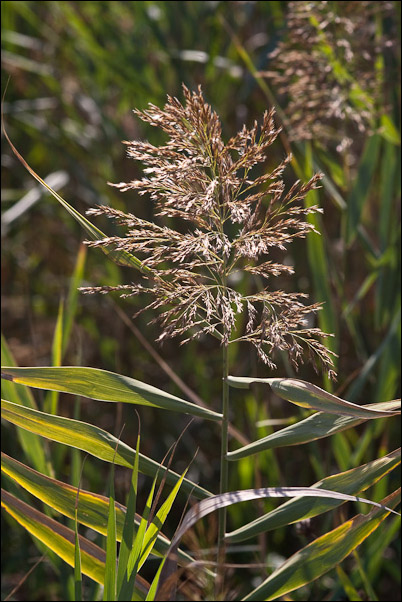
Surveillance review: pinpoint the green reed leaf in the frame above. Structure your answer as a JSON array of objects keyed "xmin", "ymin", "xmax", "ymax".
[
  {"xmin": 1, "ymin": 400, "xmax": 211, "ymax": 499},
  {"xmin": 1, "ymin": 366, "xmax": 222, "ymax": 422}
]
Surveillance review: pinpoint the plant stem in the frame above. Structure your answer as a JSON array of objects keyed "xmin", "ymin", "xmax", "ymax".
[{"xmin": 217, "ymin": 341, "xmax": 229, "ymax": 594}]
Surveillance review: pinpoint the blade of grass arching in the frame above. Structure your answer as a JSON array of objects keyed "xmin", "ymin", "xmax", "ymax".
[
  {"xmin": 156, "ymin": 487, "xmax": 400, "ymax": 599},
  {"xmin": 227, "ymin": 399, "xmax": 400, "ymax": 460},
  {"xmin": 1, "ymin": 489, "xmax": 150, "ymax": 599},
  {"xmin": 1, "ymin": 334, "xmax": 51, "ymax": 476},
  {"xmin": 1, "ymin": 366, "xmax": 223, "ymax": 421},
  {"xmin": 304, "ymin": 142, "xmax": 338, "ymax": 387},
  {"xmin": 1, "ymin": 452, "xmax": 196, "ymax": 568},
  {"xmin": 138, "ymin": 469, "xmax": 188, "ymax": 571},
  {"xmin": 228, "ymin": 376, "xmax": 400, "ymax": 418},
  {"xmin": 104, "ymin": 463, "xmax": 117, "ymax": 601},
  {"xmin": 242, "ymin": 489, "xmax": 401, "ymax": 601},
  {"xmin": 117, "ymin": 433, "xmax": 140, "ymax": 596},
  {"xmin": 44, "ymin": 299, "xmax": 64, "ymax": 416},
  {"xmin": 228, "ymin": 399, "xmax": 400, "ymax": 460},
  {"xmin": 345, "ymin": 134, "xmax": 381, "ymax": 246},
  {"xmin": 1, "ymin": 488, "xmax": 104, "ymax": 585},
  {"xmin": 1, "ymin": 120, "xmax": 149, "ymax": 273},
  {"xmin": 119, "ymin": 479, "xmax": 158, "ymax": 602},
  {"xmin": 1, "ymin": 400, "xmax": 212, "ymax": 499},
  {"xmin": 225, "ymin": 448, "xmax": 400, "ymax": 543},
  {"xmin": 63, "ymin": 244, "xmax": 87, "ymax": 357}
]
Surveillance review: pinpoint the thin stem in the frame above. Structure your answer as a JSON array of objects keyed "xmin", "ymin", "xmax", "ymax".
[{"xmin": 216, "ymin": 341, "xmax": 229, "ymax": 596}]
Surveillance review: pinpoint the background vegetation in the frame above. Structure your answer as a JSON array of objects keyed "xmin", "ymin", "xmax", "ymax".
[{"xmin": 1, "ymin": 1, "xmax": 400, "ymax": 600}]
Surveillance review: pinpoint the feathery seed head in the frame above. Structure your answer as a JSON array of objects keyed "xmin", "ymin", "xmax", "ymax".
[{"xmin": 81, "ymin": 85, "xmax": 336, "ymax": 378}]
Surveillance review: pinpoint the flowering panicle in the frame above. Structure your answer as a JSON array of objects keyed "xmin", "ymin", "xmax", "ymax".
[
  {"xmin": 261, "ymin": 1, "xmax": 397, "ymax": 153},
  {"xmin": 81, "ymin": 85, "xmax": 336, "ymax": 377}
]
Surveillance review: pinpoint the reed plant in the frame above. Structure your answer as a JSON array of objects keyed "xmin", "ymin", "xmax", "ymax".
[{"xmin": 2, "ymin": 83, "xmax": 401, "ymax": 601}]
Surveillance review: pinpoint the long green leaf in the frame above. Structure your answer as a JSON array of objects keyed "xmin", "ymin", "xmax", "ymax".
[
  {"xmin": 226, "ymin": 449, "xmax": 401, "ymax": 543},
  {"xmin": 228, "ymin": 400, "xmax": 401, "ymax": 460},
  {"xmin": 125, "ymin": 479, "xmax": 157, "ymax": 595},
  {"xmin": 2, "ymin": 123, "xmax": 148, "ymax": 272},
  {"xmin": 1, "ymin": 366, "xmax": 222, "ymax": 422},
  {"xmin": 156, "ymin": 487, "xmax": 400, "ymax": 598},
  {"xmin": 138, "ymin": 470, "xmax": 187, "ymax": 571},
  {"xmin": 1, "ymin": 489, "xmax": 149, "ymax": 598},
  {"xmin": 228, "ymin": 376, "xmax": 401, "ymax": 418},
  {"xmin": 242, "ymin": 489, "xmax": 401, "ymax": 601},
  {"xmin": 1, "ymin": 399, "xmax": 211, "ymax": 499},
  {"xmin": 1, "ymin": 452, "xmax": 195, "ymax": 567}
]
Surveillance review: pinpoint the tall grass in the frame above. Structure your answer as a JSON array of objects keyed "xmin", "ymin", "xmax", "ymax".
[{"xmin": 1, "ymin": 2, "xmax": 400, "ymax": 600}]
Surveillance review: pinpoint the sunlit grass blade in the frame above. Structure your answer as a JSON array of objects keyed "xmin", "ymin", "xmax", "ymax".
[
  {"xmin": 228, "ymin": 376, "xmax": 401, "ymax": 418},
  {"xmin": 117, "ymin": 433, "xmax": 140, "ymax": 596},
  {"xmin": 119, "ymin": 478, "xmax": 157, "ymax": 601},
  {"xmin": 225, "ymin": 448, "xmax": 401, "ymax": 543},
  {"xmin": 138, "ymin": 469, "xmax": 188, "ymax": 571},
  {"xmin": 1, "ymin": 334, "xmax": 51, "ymax": 476},
  {"xmin": 228, "ymin": 399, "xmax": 401, "ymax": 460},
  {"xmin": 146, "ymin": 557, "xmax": 166, "ymax": 602},
  {"xmin": 1, "ymin": 488, "xmax": 150, "ymax": 599},
  {"xmin": 1, "ymin": 452, "xmax": 196, "ymax": 567},
  {"xmin": 1, "ymin": 488, "xmax": 105, "ymax": 585},
  {"xmin": 1, "ymin": 399, "xmax": 211, "ymax": 499},
  {"xmin": 242, "ymin": 489, "xmax": 401, "ymax": 601},
  {"xmin": 2, "ymin": 121, "xmax": 149, "ymax": 273},
  {"xmin": 1, "ymin": 366, "xmax": 222, "ymax": 421},
  {"xmin": 157, "ymin": 486, "xmax": 400, "ymax": 598}
]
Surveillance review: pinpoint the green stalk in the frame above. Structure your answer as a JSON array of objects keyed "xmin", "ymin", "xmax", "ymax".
[{"xmin": 217, "ymin": 342, "xmax": 229, "ymax": 594}]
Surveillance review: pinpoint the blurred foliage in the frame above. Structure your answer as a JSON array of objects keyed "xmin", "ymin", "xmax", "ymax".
[{"xmin": 1, "ymin": 1, "xmax": 400, "ymax": 600}]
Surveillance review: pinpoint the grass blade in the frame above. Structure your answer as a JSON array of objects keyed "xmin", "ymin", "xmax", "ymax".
[
  {"xmin": 1, "ymin": 399, "xmax": 211, "ymax": 499},
  {"xmin": 228, "ymin": 376, "xmax": 401, "ymax": 418},
  {"xmin": 226, "ymin": 449, "xmax": 401, "ymax": 543},
  {"xmin": 2, "ymin": 121, "xmax": 149, "ymax": 272},
  {"xmin": 228, "ymin": 399, "xmax": 401, "ymax": 460},
  {"xmin": 2, "ymin": 366, "xmax": 222, "ymax": 421},
  {"xmin": 1, "ymin": 489, "xmax": 150, "ymax": 598},
  {"xmin": 242, "ymin": 489, "xmax": 401, "ymax": 601},
  {"xmin": 1, "ymin": 452, "xmax": 195, "ymax": 568},
  {"xmin": 157, "ymin": 486, "xmax": 400, "ymax": 598}
]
